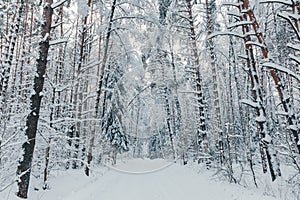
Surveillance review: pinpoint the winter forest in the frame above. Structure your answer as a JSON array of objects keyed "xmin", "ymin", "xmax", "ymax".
[{"xmin": 0, "ymin": 0, "xmax": 300, "ymax": 199}]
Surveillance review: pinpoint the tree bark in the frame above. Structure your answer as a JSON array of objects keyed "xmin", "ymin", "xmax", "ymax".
[
  {"xmin": 205, "ymin": 0, "xmax": 224, "ymax": 164},
  {"xmin": 186, "ymin": 0, "xmax": 208, "ymax": 162},
  {"xmin": 245, "ymin": 0, "xmax": 300, "ymax": 154},
  {"xmin": 238, "ymin": 0, "xmax": 277, "ymax": 181},
  {"xmin": 17, "ymin": 0, "xmax": 53, "ymax": 198},
  {"xmin": 86, "ymin": 0, "xmax": 117, "ymax": 176}
]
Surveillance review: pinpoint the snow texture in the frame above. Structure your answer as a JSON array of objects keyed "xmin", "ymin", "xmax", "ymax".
[
  {"xmin": 263, "ymin": 134, "xmax": 272, "ymax": 143},
  {"xmin": 0, "ymin": 159, "xmax": 279, "ymax": 200},
  {"xmin": 77, "ymin": 0, "xmax": 89, "ymax": 17}
]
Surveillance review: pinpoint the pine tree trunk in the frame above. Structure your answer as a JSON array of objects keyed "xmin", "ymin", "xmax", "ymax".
[
  {"xmin": 245, "ymin": 0, "xmax": 300, "ymax": 154},
  {"xmin": 170, "ymin": 51, "xmax": 182, "ymax": 135},
  {"xmin": 238, "ymin": 0, "xmax": 277, "ymax": 181},
  {"xmin": 157, "ymin": 0, "xmax": 177, "ymax": 160},
  {"xmin": 205, "ymin": 0, "xmax": 224, "ymax": 164},
  {"xmin": 0, "ymin": 0, "xmax": 25, "ymax": 145},
  {"xmin": 0, "ymin": 0, "xmax": 24, "ymax": 100},
  {"xmin": 86, "ymin": 0, "xmax": 117, "ymax": 176},
  {"xmin": 186, "ymin": 0, "xmax": 208, "ymax": 162},
  {"xmin": 17, "ymin": 0, "xmax": 53, "ymax": 198}
]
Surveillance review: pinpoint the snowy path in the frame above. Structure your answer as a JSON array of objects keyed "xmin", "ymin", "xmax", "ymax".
[
  {"xmin": 54, "ymin": 159, "xmax": 277, "ymax": 200},
  {"xmin": 2, "ymin": 159, "xmax": 278, "ymax": 200}
]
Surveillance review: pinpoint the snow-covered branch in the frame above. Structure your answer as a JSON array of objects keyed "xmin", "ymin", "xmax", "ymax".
[
  {"xmin": 51, "ymin": 0, "xmax": 68, "ymax": 9},
  {"xmin": 246, "ymin": 41, "xmax": 266, "ymax": 48},
  {"xmin": 262, "ymin": 62, "xmax": 300, "ymax": 81},
  {"xmin": 227, "ymin": 21, "xmax": 253, "ymax": 29},
  {"xmin": 49, "ymin": 38, "xmax": 68, "ymax": 45},
  {"xmin": 277, "ymin": 12, "xmax": 300, "ymax": 41},
  {"xmin": 258, "ymin": 0, "xmax": 292, "ymax": 6},
  {"xmin": 207, "ymin": 31, "xmax": 244, "ymax": 39},
  {"xmin": 241, "ymin": 99, "xmax": 259, "ymax": 108}
]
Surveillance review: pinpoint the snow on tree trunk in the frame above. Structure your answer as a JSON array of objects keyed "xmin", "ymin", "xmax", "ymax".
[
  {"xmin": 16, "ymin": 0, "xmax": 53, "ymax": 198},
  {"xmin": 0, "ymin": 0, "xmax": 24, "ymax": 102},
  {"xmin": 156, "ymin": 0, "xmax": 177, "ymax": 160},
  {"xmin": 0, "ymin": 1, "xmax": 25, "ymax": 160},
  {"xmin": 241, "ymin": 1, "xmax": 298, "ymax": 181},
  {"xmin": 205, "ymin": 0, "xmax": 224, "ymax": 165},
  {"xmin": 86, "ymin": 0, "xmax": 117, "ymax": 176},
  {"xmin": 237, "ymin": 0, "xmax": 277, "ymax": 181},
  {"xmin": 186, "ymin": 0, "xmax": 208, "ymax": 163}
]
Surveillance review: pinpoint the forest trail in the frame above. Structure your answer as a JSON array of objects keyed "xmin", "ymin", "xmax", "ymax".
[{"xmin": 15, "ymin": 159, "xmax": 278, "ymax": 200}]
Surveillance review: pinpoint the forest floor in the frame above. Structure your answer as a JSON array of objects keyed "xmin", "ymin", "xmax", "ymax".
[{"xmin": 1, "ymin": 159, "xmax": 282, "ymax": 200}]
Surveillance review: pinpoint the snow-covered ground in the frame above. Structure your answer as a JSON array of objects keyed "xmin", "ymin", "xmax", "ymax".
[{"xmin": 1, "ymin": 159, "xmax": 280, "ymax": 200}]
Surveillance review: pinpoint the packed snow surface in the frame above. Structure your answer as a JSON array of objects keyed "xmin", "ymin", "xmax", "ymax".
[
  {"xmin": 1, "ymin": 159, "xmax": 278, "ymax": 200},
  {"xmin": 108, "ymin": 158, "xmax": 173, "ymax": 174}
]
